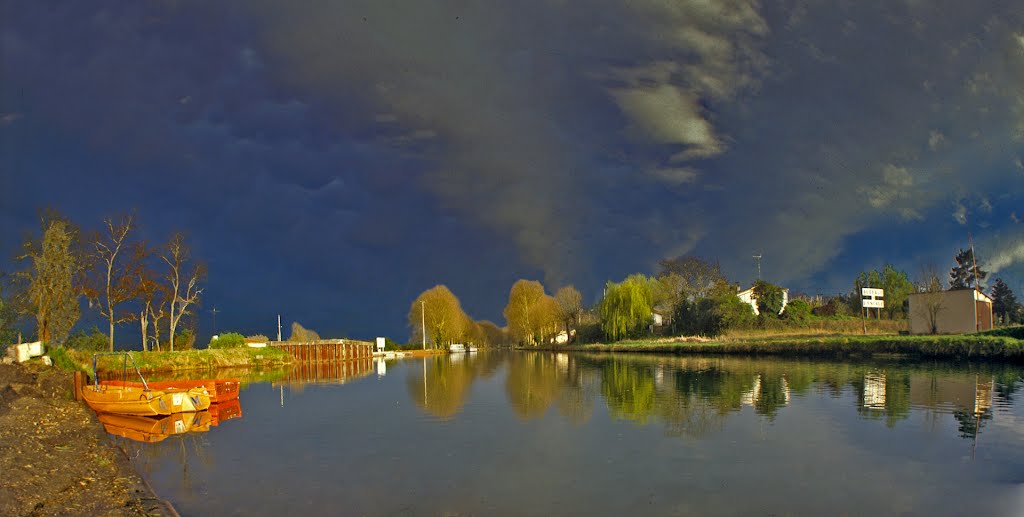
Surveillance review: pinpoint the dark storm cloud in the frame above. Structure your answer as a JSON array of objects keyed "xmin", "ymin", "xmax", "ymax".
[{"xmin": 3, "ymin": 1, "xmax": 1024, "ymax": 337}]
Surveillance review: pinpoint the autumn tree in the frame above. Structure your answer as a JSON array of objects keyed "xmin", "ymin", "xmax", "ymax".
[
  {"xmin": 949, "ymin": 247, "xmax": 987, "ymax": 289},
  {"xmin": 161, "ymin": 233, "xmax": 205, "ymax": 351},
  {"xmin": 503, "ymin": 279, "xmax": 545, "ymax": 345},
  {"xmin": 531, "ymin": 294, "xmax": 561, "ymax": 344},
  {"xmin": 82, "ymin": 213, "xmax": 144, "ymax": 351},
  {"xmin": 477, "ymin": 320, "xmax": 507, "ymax": 347},
  {"xmin": 554, "ymin": 285, "xmax": 583, "ymax": 342},
  {"xmin": 599, "ymin": 274, "xmax": 653, "ymax": 341},
  {"xmin": 17, "ymin": 213, "xmax": 82, "ymax": 344},
  {"xmin": 408, "ymin": 285, "xmax": 467, "ymax": 349}
]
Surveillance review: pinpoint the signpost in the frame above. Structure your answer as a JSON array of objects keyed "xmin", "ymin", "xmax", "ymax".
[{"xmin": 860, "ymin": 288, "xmax": 885, "ymax": 334}]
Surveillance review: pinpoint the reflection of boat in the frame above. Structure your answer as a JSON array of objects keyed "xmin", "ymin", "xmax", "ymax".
[
  {"xmin": 102, "ymin": 378, "xmax": 239, "ymax": 403},
  {"xmin": 84, "ymin": 353, "xmax": 211, "ymax": 416},
  {"xmin": 209, "ymin": 399, "xmax": 243, "ymax": 426},
  {"xmin": 98, "ymin": 411, "xmax": 211, "ymax": 443}
]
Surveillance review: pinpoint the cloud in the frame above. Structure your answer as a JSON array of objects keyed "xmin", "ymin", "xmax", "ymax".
[{"xmin": 987, "ymin": 239, "xmax": 1024, "ymax": 273}]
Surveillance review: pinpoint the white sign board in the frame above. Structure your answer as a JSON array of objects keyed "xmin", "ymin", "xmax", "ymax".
[
  {"xmin": 861, "ymin": 287, "xmax": 885, "ymax": 309},
  {"xmin": 861, "ymin": 288, "xmax": 884, "ymax": 297},
  {"xmin": 862, "ymin": 299, "xmax": 885, "ymax": 308},
  {"xmin": 375, "ymin": 337, "xmax": 386, "ymax": 352}
]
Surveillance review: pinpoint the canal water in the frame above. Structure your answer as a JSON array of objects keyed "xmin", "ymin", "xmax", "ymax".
[{"xmin": 110, "ymin": 352, "xmax": 1024, "ymax": 515}]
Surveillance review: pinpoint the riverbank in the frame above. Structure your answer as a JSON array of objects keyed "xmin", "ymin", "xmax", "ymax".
[
  {"xmin": 0, "ymin": 362, "xmax": 176, "ymax": 516},
  {"xmin": 51, "ymin": 347, "xmax": 293, "ymax": 374},
  {"xmin": 528, "ymin": 334, "xmax": 1024, "ymax": 361}
]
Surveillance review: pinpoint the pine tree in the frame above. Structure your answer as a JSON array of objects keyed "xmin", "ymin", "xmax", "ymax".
[
  {"xmin": 949, "ymin": 248, "xmax": 987, "ymax": 289},
  {"xmin": 990, "ymin": 278, "xmax": 1018, "ymax": 324}
]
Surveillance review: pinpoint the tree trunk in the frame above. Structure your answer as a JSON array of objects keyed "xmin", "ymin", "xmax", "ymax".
[
  {"xmin": 140, "ymin": 310, "xmax": 148, "ymax": 352},
  {"xmin": 109, "ymin": 320, "xmax": 115, "ymax": 352}
]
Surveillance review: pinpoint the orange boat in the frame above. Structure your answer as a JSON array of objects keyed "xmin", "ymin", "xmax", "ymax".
[
  {"xmin": 83, "ymin": 383, "xmax": 210, "ymax": 416},
  {"xmin": 84, "ymin": 352, "xmax": 211, "ymax": 416},
  {"xmin": 101, "ymin": 378, "xmax": 239, "ymax": 404},
  {"xmin": 209, "ymin": 398, "xmax": 243, "ymax": 426},
  {"xmin": 98, "ymin": 411, "xmax": 211, "ymax": 443}
]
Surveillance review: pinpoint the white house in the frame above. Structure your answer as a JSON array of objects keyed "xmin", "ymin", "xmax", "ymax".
[{"xmin": 737, "ymin": 286, "xmax": 789, "ymax": 316}]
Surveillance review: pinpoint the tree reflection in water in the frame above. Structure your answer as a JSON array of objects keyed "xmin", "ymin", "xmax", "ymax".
[{"xmin": 404, "ymin": 352, "xmax": 1023, "ymax": 445}]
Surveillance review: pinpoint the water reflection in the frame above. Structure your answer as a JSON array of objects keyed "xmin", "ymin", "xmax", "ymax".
[{"xmin": 405, "ymin": 352, "xmax": 1023, "ymax": 445}]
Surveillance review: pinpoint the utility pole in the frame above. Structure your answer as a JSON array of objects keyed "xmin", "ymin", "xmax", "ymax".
[
  {"xmin": 753, "ymin": 254, "xmax": 762, "ymax": 281},
  {"xmin": 277, "ymin": 314, "xmax": 282, "ymax": 342},
  {"xmin": 211, "ymin": 307, "xmax": 219, "ymax": 335},
  {"xmin": 420, "ymin": 301, "xmax": 426, "ymax": 350}
]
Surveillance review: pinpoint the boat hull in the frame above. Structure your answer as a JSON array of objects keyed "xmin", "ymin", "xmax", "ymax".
[{"xmin": 83, "ymin": 385, "xmax": 211, "ymax": 416}]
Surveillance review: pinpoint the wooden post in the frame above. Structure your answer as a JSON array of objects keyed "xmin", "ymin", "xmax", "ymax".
[{"xmin": 73, "ymin": 371, "xmax": 84, "ymax": 401}]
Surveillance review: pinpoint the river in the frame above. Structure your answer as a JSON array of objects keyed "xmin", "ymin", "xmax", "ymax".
[{"xmin": 109, "ymin": 352, "xmax": 1024, "ymax": 515}]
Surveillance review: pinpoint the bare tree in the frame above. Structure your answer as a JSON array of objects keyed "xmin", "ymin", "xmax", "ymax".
[
  {"xmin": 136, "ymin": 248, "xmax": 167, "ymax": 352},
  {"xmin": 916, "ymin": 264, "xmax": 945, "ymax": 334},
  {"xmin": 657, "ymin": 255, "xmax": 726, "ymax": 301},
  {"xmin": 161, "ymin": 233, "xmax": 205, "ymax": 351},
  {"xmin": 555, "ymin": 285, "xmax": 583, "ymax": 342},
  {"xmin": 82, "ymin": 213, "xmax": 143, "ymax": 351}
]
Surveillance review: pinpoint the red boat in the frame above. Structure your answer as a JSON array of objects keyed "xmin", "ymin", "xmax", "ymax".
[{"xmin": 102, "ymin": 378, "xmax": 240, "ymax": 404}]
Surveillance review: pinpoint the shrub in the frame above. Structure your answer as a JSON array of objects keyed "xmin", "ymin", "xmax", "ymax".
[
  {"xmin": 209, "ymin": 332, "xmax": 247, "ymax": 349},
  {"xmin": 289, "ymin": 322, "xmax": 321, "ymax": 342},
  {"xmin": 783, "ymin": 299, "xmax": 812, "ymax": 323},
  {"xmin": 65, "ymin": 327, "xmax": 108, "ymax": 351},
  {"xmin": 246, "ymin": 334, "xmax": 270, "ymax": 343},
  {"xmin": 173, "ymin": 329, "xmax": 196, "ymax": 351}
]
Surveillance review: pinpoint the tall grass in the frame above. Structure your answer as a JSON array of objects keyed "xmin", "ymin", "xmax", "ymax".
[{"xmin": 56, "ymin": 347, "xmax": 293, "ymax": 374}]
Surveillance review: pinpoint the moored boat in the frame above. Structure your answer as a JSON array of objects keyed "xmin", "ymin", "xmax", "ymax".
[
  {"xmin": 101, "ymin": 378, "xmax": 239, "ymax": 403},
  {"xmin": 83, "ymin": 352, "xmax": 212, "ymax": 416}
]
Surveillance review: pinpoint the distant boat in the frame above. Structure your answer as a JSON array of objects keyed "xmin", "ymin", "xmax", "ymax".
[
  {"xmin": 83, "ymin": 353, "xmax": 211, "ymax": 416},
  {"xmin": 468, "ymin": 346, "xmax": 479, "ymax": 353},
  {"xmin": 102, "ymin": 378, "xmax": 240, "ymax": 404},
  {"xmin": 449, "ymin": 343, "xmax": 466, "ymax": 353}
]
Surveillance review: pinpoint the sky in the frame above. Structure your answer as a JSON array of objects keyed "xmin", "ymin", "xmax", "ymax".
[{"xmin": 2, "ymin": 1, "xmax": 1024, "ymax": 341}]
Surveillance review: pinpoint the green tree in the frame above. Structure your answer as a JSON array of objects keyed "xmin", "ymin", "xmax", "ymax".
[
  {"xmin": 409, "ymin": 285, "xmax": 467, "ymax": 348},
  {"xmin": 17, "ymin": 214, "xmax": 82, "ymax": 345},
  {"xmin": 503, "ymin": 279, "xmax": 545, "ymax": 345},
  {"xmin": 854, "ymin": 265, "xmax": 913, "ymax": 318},
  {"xmin": 0, "ymin": 273, "xmax": 21, "ymax": 344},
  {"xmin": 599, "ymin": 274, "xmax": 653, "ymax": 341},
  {"xmin": 990, "ymin": 278, "xmax": 1019, "ymax": 325},
  {"xmin": 950, "ymin": 247, "xmax": 987, "ymax": 289},
  {"xmin": 783, "ymin": 299, "xmax": 812, "ymax": 323},
  {"xmin": 752, "ymin": 280, "xmax": 784, "ymax": 317}
]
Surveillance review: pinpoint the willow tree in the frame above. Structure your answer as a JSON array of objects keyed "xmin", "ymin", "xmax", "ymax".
[
  {"xmin": 503, "ymin": 279, "xmax": 545, "ymax": 345},
  {"xmin": 530, "ymin": 294, "xmax": 560, "ymax": 344},
  {"xmin": 18, "ymin": 214, "xmax": 82, "ymax": 345},
  {"xmin": 408, "ymin": 285, "xmax": 466, "ymax": 348},
  {"xmin": 599, "ymin": 274, "xmax": 653, "ymax": 341}
]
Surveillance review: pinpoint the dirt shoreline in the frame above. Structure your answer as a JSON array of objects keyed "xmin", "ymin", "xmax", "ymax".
[{"xmin": 0, "ymin": 362, "xmax": 177, "ymax": 516}]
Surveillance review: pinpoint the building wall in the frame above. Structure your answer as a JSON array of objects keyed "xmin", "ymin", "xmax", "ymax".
[{"xmin": 908, "ymin": 289, "xmax": 993, "ymax": 334}]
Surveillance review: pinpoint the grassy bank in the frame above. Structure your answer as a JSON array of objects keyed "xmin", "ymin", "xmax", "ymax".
[
  {"xmin": 533, "ymin": 334, "xmax": 1024, "ymax": 361},
  {"xmin": 50, "ymin": 346, "xmax": 293, "ymax": 374}
]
